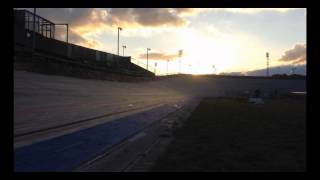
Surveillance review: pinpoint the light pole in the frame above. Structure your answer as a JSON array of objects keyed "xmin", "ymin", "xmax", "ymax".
[
  {"xmin": 179, "ymin": 50, "xmax": 183, "ymax": 74},
  {"xmin": 212, "ymin": 65, "xmax": 216, "ymax": 74},
  {"xmin": 32, "ymin": 8, "xmax": 36, "ymax": 55},
  {"xmin": 147, "ymin": 48, "xmax": 151, "ymax": 70},
  {"xmin": 266, "ymin": 52, "xmax": 269, "ymax": 77},
  {"xmin": 122, "ymin": 45, "xmax": 126, "ymax": 56},
  {"xmin": 117, "ymin": 27, "xmax": 122, "ymax": 56},
  {"xmin": 166, "ymin": 59, "xmax": 169, "ymax": 75}
]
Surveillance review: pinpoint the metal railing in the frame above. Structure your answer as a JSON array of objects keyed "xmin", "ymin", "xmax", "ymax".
[{"xmin": 22, "ymin": 9, "xmax": 55, "ymax": 39}]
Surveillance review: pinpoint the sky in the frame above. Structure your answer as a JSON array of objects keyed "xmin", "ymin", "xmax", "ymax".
[{"xmin": 17, "ymin": 8, "xmax": 306, "ymax": 75}]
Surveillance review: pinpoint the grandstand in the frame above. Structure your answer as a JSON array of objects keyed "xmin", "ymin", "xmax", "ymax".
[{"xmin": 14, "ymin": 9, "xmax": 155, "ymax": 78}]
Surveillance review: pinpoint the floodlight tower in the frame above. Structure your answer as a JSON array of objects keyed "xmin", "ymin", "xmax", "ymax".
[
  {"xmin": 122, "ymin": 45, "xmax": 126, "ymax": 56},
  {"xmin": 212, "ymin": 65, "xmax": 216, "ymax": 74},
  {"xmin": 266, "ymin": 52, "xmax": 270, "ymax": 77},
  {"xmin": 147, "ymin": 48, "xmax": 151, "ymax": 70},
  {"xmin": 117, "ymin": 27, "xmax": 122, "ymax": 55},
  {"xmin": 179, "ymin": 50, "xmax": 183, "ymax": 74},
  {"xmin": 166, "ymin": 59, "xmax": 169, "ymax": 75}
]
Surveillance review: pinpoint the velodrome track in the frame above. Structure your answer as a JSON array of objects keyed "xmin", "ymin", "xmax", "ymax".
[
  {"xmin": 14, "ymin": 70, "xmax": 306, "ymax": 171},
  {"xmin": 14, "ymin": 70, "xmax": 306, "ymax": 146}
]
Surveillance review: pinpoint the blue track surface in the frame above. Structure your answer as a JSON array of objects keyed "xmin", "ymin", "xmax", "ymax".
[{"xmin": 15, "ymin": 103, "xmax": 181, "ymax": 171}]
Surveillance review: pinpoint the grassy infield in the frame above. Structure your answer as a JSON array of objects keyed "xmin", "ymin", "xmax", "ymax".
[{"xmin": 152, "ymin": 97, "xmax": 306, "ymax": 172}]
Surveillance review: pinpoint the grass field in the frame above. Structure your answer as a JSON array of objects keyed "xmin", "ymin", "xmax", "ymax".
[{"xmin": 151, "ymin": 97, "xmax": 306, "ymax": 172}]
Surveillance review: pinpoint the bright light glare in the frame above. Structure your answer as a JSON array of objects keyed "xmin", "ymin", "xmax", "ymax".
[{"xmin": 178, "ymin": 29, "xmax": 237, "ymax": 74}]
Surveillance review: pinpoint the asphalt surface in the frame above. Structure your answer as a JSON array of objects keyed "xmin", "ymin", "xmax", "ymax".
[
  {"xmin": 14, "ymin": 70, "xmax": 305, "ymax": 141},
  {"xmin": 15, "ymin": 102, "xmax": 186, "ymax": 171},
  {"xmin": 14, "ymin": 70, "xmax": 306, "ymax": 171}
]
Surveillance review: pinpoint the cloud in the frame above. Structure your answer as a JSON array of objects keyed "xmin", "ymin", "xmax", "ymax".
[
  {"xmin": 139, "ymin": 52, "xmax": 180, "ymax": 60},
  {"xmin": 173, "ymin": 8, "xmax": 207, "ymax": 16},
  {"xmin": 20, "ymin": 8, "xmax": 301, "ymax": 31},
  {"xmin": 66, "ymin": 32, "xmax": 101, "ymax": 49},
  {"xmin": 16, "ymin": 8, "xmax": 303, "ymax": 53},
  {"xmin": 21, "ymin": 8, "xmax": 200, "ymax": 49},
  {"xmin": 107, "ymin": 8, "xmax": 188, "ymax": 27},
  {"xmin": 174, "ymin": 8, "xmax": 195, "ymax": 14},
  {"xmin": 209, "ymin": 8, "xmax": 301, "ymax": 14},
  {"xmin": 79, "ymin": 39, "xmax": 102, "ymax": 49},
  {"xmin": 279, "ymin": 43, "xmax": 306, "ymax": 65},
  {"xmin": 34, "ymin": 8, "xmax": 201, "ymax": 28},
  {"xmin": 34, "ymin": 8, "xmax": 101, "ymax": 27}
]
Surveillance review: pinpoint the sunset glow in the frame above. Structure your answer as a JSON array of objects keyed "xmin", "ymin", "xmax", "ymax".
[{"xmin": 17, "ymin": 8, "xmax": 306, "ymax": 75}]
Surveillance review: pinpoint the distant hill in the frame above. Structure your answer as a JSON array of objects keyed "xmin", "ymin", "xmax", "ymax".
[
  {"xmin": 219, "ymin": 72, "xmax": 245, "ymax": 76},
  {"xmin": 246, "ymin": 64, "xmax": 306, "ymax": 76},
  {"xmin": 218, "ymin": 64, "xmax": 306, "ymax": 79},
  {"xmin": 271, "ymin": 74, "xmax": 306, "ymax": 79}
]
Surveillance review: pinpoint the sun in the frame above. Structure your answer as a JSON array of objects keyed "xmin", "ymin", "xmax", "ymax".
[{"xmin": 179, "ymin": 30, "xmax": 236, "ymax": 75}]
